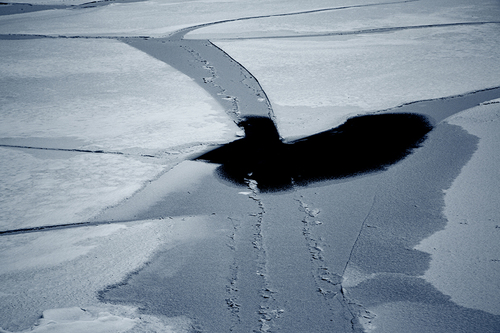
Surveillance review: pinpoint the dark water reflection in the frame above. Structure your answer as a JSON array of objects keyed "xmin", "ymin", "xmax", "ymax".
[{"xmin": 195, "ymin": 113, "xmax": 432, "ymax": 192}]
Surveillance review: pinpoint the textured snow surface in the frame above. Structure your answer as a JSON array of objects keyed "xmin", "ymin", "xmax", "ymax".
[
  {"xmin": 0, "ymin": 38, "xmax": 235, "ymax": 151},
  {"xmin": 1, "ymin": 307, "xmax": 137, "ymax": 333},
  {"xmin": 0, "ymin": 148, "xmax": 164, "ymax": 230},
  {"xmin": 0, "ymin": 306, "xmax": 192, "ymax": 333}
]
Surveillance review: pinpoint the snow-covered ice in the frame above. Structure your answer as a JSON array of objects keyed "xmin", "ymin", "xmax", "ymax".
[
  {"xmin": 210, "ymin": 24, "xmax": 500, "ymax": 138},
  {"xmin": 416, "ymin": 101, "xmax": 500, "ymax": 316},
  {"xmin": 0, "ymin": 217, "xmax": 196, "ymax": 331},
  {"xmin": 1, "ymin": 0, "xmax": 500, "ymax": 332},
  {"xmin": 0, "ymin": 37, "xmax": 238, "ymax": 230},
  {"xmin": 0, "ymin": 38, "xmax": 236, "ymax": 151},
  {"xmin": 0, "ymin": 0, "xmax": 404, "ymax": 37},
  {"xmin": 2, "ymin": 307, "xmax": 137, "ymax": 333}
]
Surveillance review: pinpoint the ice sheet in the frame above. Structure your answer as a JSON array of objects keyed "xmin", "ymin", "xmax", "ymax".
[
  {"xmin": 0, "ymin": 147, "xmax": 164, "ymax": 230},
  {"xmin": 416, "ymin": 102, "xmax": 500, "ymax": 315},
  {"xmin": 0, "ymin": 0, "xmax": 405, "ymax": 37},
  {"xmin": 186, "ymin": 0, "xmax": 500, "ymax": 39},
  {"xmin": 0, "ymin": 218, "xmax": 185, "ymax": 331},
  {"xmin": 0, "ymin": 37, "xmax": 239, "ymax": 231},
  {"xmin": 213, "ymin": 24, "xmax": 500, "ymax": 138},
  {"xmin": 0, "ymin": 38, "xmax": 237, "ymax": 151}
]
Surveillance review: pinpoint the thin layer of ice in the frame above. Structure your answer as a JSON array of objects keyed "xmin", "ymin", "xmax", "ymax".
[{"xmin": 415, "ymin": 103, "xmax": 500, "ymax": 315}]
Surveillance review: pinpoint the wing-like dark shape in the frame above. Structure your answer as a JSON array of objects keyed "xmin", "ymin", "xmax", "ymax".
[
  {"xmin": 194, "ymin": 114, "xmax": 432, "ymax": 192},
  {"xmin": 289, "ymin": 113, "xmax": 432, "ymax": 186}
]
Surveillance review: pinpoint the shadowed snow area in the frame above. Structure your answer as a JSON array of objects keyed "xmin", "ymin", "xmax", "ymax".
[{"xmin": 1, "ymin": 0, "xmax": 500, "ymax": 332}]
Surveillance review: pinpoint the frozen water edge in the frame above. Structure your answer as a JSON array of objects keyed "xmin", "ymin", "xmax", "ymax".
[{"xmin": 415, "ymin": 101, "xmax": 500, "ymax": 316}]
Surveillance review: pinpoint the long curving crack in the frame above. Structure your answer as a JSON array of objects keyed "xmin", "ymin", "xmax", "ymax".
[
  {"xmin": 210, "ymin": 21, "xmax": 500, "ymax": 40},
  {"xmin": 339, "ymin": 195, "xmax": 377, "ymax": 332}
]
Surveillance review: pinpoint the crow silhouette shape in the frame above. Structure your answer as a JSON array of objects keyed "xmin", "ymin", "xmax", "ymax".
[{"xmin": 194, "ymin": 113, "xmax": 432, "ymax": 192}]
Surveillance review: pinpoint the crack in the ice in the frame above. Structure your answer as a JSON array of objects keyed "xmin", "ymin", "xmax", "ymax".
[
  {"xmin": 213, "ymin": 21, "xmax": 500, "ymax": 40},
  {"xmin": 0, "ymin": 219, "xmax": 139, "ymax": 236},
  {"xmin": 342, "ymin": 195, "xmax": 376, "ymax": 278},
  {"xmin": 381, "ymin": 85, "xmax": 500, "ymax": 110},
  {"xmin": 3, "ymin": 21, "xmax": 499, "ymax": 43},
  {"xmin": 208, "ymin": 41, "xmax": 274, "ymax": 121},
  {"xmin": 0, "ymin": 144, "xmax": 125, "ymax": 155},
  {"xmin": 145, "ymin": 38, "xmax": 256, "ymax": 121},
  {"xmin": 340, "ymin": 287, "xmax": 375, "ymax": 333},
  {"xmin": 295, "ymin": 194, "xmax": 374, "ymax": 332},
  {"xmin": 0, "ymin": 142, "xmax": 220, "ymax": 160},
  {"xmin": 276, "ymin": 194, "xmax": 377, "ymax": 332},
  {"xmin": 0, "ymin": 34, "xmax": 150, "ymax": 40},
  {"xmin": 336, "ymin": 195, "xmax": 377, "ymax": 332},
  {"xmin": 178, "ymin": 42, "xmax": 242, "ymax": 118},
  {"xmin": 0, "ymin": 0, "xmax": 420, "ymax": 25},
  {"xmin": 167, "ymin": 0, "xmax": 421, "ymax": 41},
  {"xmin": 0, "ymin": 0, "xmax": 149, "ymax": 16}
]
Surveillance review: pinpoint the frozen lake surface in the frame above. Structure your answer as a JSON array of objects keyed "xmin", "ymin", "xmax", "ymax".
[{"xmin": 1, "ymin": 0, "xmax": 500, "ymax": 332}]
